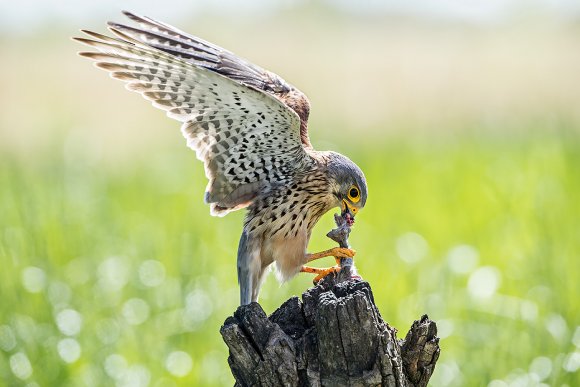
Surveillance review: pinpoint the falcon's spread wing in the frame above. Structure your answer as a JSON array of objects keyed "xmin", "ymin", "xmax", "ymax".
[
  {"xmin": 75, "ymin": 13, "xmax": 313, "ymax": 216},
  {"xmin": 110, "ymin": 11, "xmax": 312, "ymax": 147}
]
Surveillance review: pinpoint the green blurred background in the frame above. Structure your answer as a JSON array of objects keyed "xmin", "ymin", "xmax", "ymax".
[{"xmin": 1, "ymin": 1, "xmax": 579, "ymax": 386}]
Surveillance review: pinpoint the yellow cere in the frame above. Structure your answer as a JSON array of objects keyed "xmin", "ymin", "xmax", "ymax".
[{"xmin": 344, "ymin": 200, "xmax": 359, "ymax": 215}]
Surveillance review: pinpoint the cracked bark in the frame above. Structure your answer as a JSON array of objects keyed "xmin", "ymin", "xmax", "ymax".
[
  {"xmin": 221, "ymin": 278, "xmax": 440, "ymax": 386},
  {"xmin": 220, "ymin": 215, "xmax": 440, "ymax": 386}
]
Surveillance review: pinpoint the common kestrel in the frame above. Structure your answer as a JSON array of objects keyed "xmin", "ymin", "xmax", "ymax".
[{"xmin": 75, "ymin": 11, "xmax": 368, "ymax": 305}]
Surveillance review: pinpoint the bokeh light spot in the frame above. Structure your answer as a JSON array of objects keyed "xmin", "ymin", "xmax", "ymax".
[
  {"xmin": 446, "ymin": 244, "xmax": 479, "ymax": 275},
  {"xmin": 431, "ymin": 360, "xmax": 461, "ymax": 386},
  {"xmin": 436, "ymin": 319, "xmax": 455, "ymax": 340},
  {"xmin": 528, "ymin": 356, "xmax": 552, "ymax": 381},
  {"xmin": 467, "ymin": 266, "xmax": 501, "ymax": 299},
  {"xmin": 396, "ymin": 232, "xmax": 429, "ymax": 264},
  {"xmin": 0, "ymin": 325, "xmax": 17, "ymax": 352},
  {"xmin": 504, "ymin": 369, "xmax": 536, "ymax": 386},
  {"xmin": 138, "ymin": 260, "xmax": 166, "ymax": 288},
  {"xmin": 122, "ymin": 298, "xmax": 150, "ymax": 325},
  {"xmin": 57, "ymin": 338, "xmax": 82, "ymax": 363},
  {"xmin": 10, "ymin": 352, "xmax": 32, "ymax": 380},
  {"xmin": 98, "ymin": 256, "xmax": 130, "ymax": 292},
  {"xmin": 56, "ymin": 309, "xmax": 83, "ymax": 336},
  {"xmin": 104, "ymin": 354, "xmax": 128, "ymax": 380},
  {"xmin": 119, "ymin": 364, "xmax": 151, "ymax": 387},
  {"xmin": 21, "ymin": 266, "xmax": 46, "ymax": 293},
  {"xmin": 183, "ymin": 289, "xmax": 212, "ymax": 330},
  {"xmin": 545, "ymin": 314, "xmax": 568, "ymax": 342},
  {"xmin": 562, "ymin": 352, "xmax": 580, "ymax": 373},
  {"xmin": 165, "ymin": 351, "xmax": 193, "ymax": 377}
]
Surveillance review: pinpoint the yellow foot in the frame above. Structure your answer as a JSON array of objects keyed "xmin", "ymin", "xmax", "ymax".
[
  {"xmin": 301, "ymin": 265, "xmax": 341, "ymax": 285},
  {"xmin": 306, "ymin": 247, "xmax": 356, "ymax": 263}
]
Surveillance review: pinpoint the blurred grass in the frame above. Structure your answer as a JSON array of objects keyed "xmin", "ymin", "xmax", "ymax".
[
  {"xmin": 1, "ymin": 7, "xmax": 580, "ymax": 386},
  {"xmin": 1, "ymin": 129, "xmax": 579, "ymax": 386}
]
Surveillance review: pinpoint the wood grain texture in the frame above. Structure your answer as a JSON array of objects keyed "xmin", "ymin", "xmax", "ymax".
[{"xmin": 220, "ymin": 276, "xmax": 440, "ymax": 386}]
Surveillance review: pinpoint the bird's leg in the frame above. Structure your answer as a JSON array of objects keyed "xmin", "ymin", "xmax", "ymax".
[
  {"xmin": 300, "ymin": 264, "xmax": 341, "ymax": 284},
  {"xmin": 305, "ymin": 247, "xmax": 356, "ymax": 263}
]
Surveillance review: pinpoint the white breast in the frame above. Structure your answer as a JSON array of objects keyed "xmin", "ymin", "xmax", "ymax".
[{"xmin": 261, "ymin": 224, "xmax": 309, "ymax": 282}]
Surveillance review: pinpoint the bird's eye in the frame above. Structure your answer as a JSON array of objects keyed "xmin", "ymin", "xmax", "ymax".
[{"xmin": 348, "ymin": 186, "xmax": 360, "ymax": 202}]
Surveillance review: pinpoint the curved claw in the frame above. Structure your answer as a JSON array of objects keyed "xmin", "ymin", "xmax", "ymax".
[
  {"xmin": 301, "ymin": 262, "xmax": 362, "ymax": 285},
  {"xmin": 332, "ymin": 247, "xmax": 356, "ymax": 259},
  {"xmin": 301, "ymin": 265, "xmax": 341, "ymax": 284},
  {"xmin": 312, "ymin": 266, "xmax": 340, "ymax": 284}
]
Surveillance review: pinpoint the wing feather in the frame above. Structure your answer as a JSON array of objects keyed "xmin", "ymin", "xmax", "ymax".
[
  {"xmin": 109, "ymin": 11, "xmax": 313, "ymax": 147},
  {"xmin": 75, "ymin": 22, "xmax": 311, "ymax": 216}
]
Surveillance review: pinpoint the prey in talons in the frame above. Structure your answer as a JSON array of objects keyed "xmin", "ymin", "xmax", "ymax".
[{"xmin": 300, "ymin": 202, "xmax": 361, "ymax": 284}]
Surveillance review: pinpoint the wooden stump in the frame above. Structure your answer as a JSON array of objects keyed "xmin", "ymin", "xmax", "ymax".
[{"xmin": 220, "ymin": 276, "xmax": 440, "ymax": 386}]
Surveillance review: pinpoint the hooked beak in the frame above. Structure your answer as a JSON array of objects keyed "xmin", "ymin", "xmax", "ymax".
[{"xmin": 341, "ymin": 200, "xmax": 357, "ymax": 226}]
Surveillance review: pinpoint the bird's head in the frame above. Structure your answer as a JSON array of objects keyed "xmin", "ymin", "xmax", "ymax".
[{"xmin": 326, "ymin": 152, "xmax": 368, "ymax": 225}]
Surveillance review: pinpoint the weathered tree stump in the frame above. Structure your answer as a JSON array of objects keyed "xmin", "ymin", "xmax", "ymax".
[{"xmin": 220, "ymin": 275, "xmax": 440, "ymax": 386}]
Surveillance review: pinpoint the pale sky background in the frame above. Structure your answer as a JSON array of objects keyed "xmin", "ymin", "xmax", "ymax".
[
  {"xmin": 1, "ymin": 0, "xmax": 580, "ymax": 35},
  {"xmin": 1, "ymin": 0, "xmax": 579, "ymax": 159}
]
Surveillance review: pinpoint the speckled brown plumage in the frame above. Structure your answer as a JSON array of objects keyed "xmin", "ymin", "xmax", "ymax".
[{"xmin": 75, "ymin": 11, "xmax": 368, "ymax": 304}]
